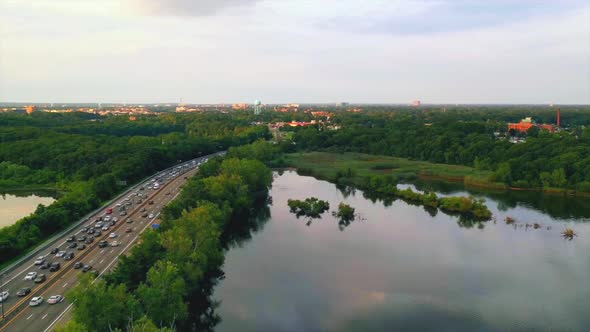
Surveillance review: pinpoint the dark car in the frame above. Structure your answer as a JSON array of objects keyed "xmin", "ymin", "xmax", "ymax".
[
  {"xmin": 49, "ymin": 262, "xmax": 60, "ymax": 272},
  {"xmin": 142, "ymin": 213, "xmax": 148, "ymax": 218},
  {"xmin": 77, "ymin": 235, "xmax": 86, "ymax": 242},
  {"xmin": 74, "ymin": 262, "xmax": 83, "ymax": 269},
  {"xmin": 64, "ymin": 252, "xmax": 74, "ymax": 261},
  {"xmin": 66, "ymin": 236, "xmax": 75, "ymax": 242},
  {"xmin": 94, "ymin": 230, "xmax": 102, "ymax": 237},
  {"xmin": 77, "ymin": 244, "xmax": 86, "ymax": 250},
  {"xmin": 68, "ymin": 242, "xmax": 77, "ymax": 249},
  {"xmin": 82, "ymin": 265, "xmax": 92, "ymax": 272},
  {"xmin": 39, "ymin": 261, "xmax": 50, "ymax": 270},
  {"xmin": 148, "ymin": 200, "xmax": 154, "ymax": 205},
  {"xmin": 16, "ymin": 288, "xmax": 31, "ymax": 297},
  {"xmin": 34, "ymin": 274, "xmax": 46, "ymax": 283},
  {"xmin": 50, "ymin": 248, "xmax": 59, "ymax": 255},
  {"xmin": 85, "ymin": 237, "xmax": 94, "ymax": 244},
  {"xmin": 98, "ymin": 241, "xmax": 108, "ymax": 248}
]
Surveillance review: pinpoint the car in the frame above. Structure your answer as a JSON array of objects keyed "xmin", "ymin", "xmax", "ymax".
[
  {"xmin": 87, "ymin": 228, "xmax": 95, "ymax": 234},
  {"xmin": 116, "ymin": 203, "xmax": 122, "ymax": 207},
  {"xmin": 74, "ymin": 262, "xmax": 83, "ymax": 269},
  {"xmin": 39, "ymin": 261, "xmax": 50, "ymax": 270},
  {"xmin": 148, "ymin": 213, "xmax": 154, "ymax": 218},
  {"xmin": 104, "ymin": 215, "xmax": 111, "ymax": 222},
  {"xmin": 94, "ymin": 230, "xmax": 102, "ymax": 237},
  {"xmin": 148, "ymin": 200, "xmax": 154, "ymax": 205},
  {"xmin": 126, "ymin": 201, "xmax": 132, "ymax": 206},
  {"xmin": 142, "ymin": 213, "xmax": 148, "ymax": 218},
  {"xmin": 126, "ymin": 218, "xmax": 133, "ymax": 223},
  {"xmin": 34, "ymin": 274, "xmax": 46, "ymax": 283},
  {"xmin": 29, "ymin": 296, "xmax": 44, "ymax": 307},
  {"xmin": 137, "ymin": 199, "xmax": 143, "ymax": 204},
  {"xmin": 125, "ymin": 228, "xmax": 132, "ymax": 233},
  {"xmin": 98, "ymin": 240, "xmax": 108, "ymax": 248},
  {"xmin": 49, "ymin": 262, "xmax": 61, "ymax": 272},
  {"xmin": 68, "ymin": 242, "xmax": 78, "ymax": 249},
  {"xmin": 77, "ymin": 244, "xmax": 86, "ymax": 250},
  {"xmin": 0, "ymin": 291, "xmax": 9, "ymax": 302},
  {"xmin": 140, "ymin": 187, "xmax": 145, "ymax": 190},
  {"xmin": 77, "ymin": 235, "xmax": 86, "ymax": 242},
  {"xmin": 85, "ymin": 237, "xmax": 94, "ymax": 244},
  {"xmin": 81, "ymin": 227, "xmax": 88, "ymax": 233},
  {"xmin": 140, "ymin": 208, "xmax": 146, "ymax": 212},
  {"xmin": 34, "ymin": 256, "xmax": 45, "ymax": 265},
  {"xmin": 120, "ymin": 211, "xmax": 127, "ymax": 216},
  {"xmin": 165, "ymin": 192, "xmax": 171, "ymax": 195},
  {"xmin": 112, "ymin": 217, "xmax": 118, "ymax": 222},
  {"xmin": 56, "ymin": 250, "xmax": 66, "ymax": 257},
  {"xmin": 50, "ymin": 248, "xmax": 59, "ymax": 255},
  {"xmin": 47, "ymin": 295, "xmax": 64, "ymax": 304},
  {"xmin": 66, "ymin": 236, "xmax": 75, "ymax": 242},
  {"xmin": 110, "ymin": 241, "xmax": 120, "ymax": 247},
  {"xmin": 109, "ymin": 233, "xmax": 117, "ymax": 238},
  {"xmin": 95, "ymin": 222, "xmax": 103, "ymax": 228},
  {"xmin": 24, "ymin": 272, "xmax": 38, "ymax": 280},
  {"xmin": 16, "ymin": 288, "xmax": 31, "ymax": 297},
  {"xmin": 64, "ymin": 252, "xmax": 74, "ymax": 261},
  {"xmin": 89, "ymin": 269, "xmax": 100, "ymax": 277},
  {"xmin": 82, "ymin": 265, "xmax": 92, "ymax": 272}
]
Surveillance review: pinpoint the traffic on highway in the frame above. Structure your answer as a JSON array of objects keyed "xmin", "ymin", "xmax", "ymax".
[{"xmin": 0, "ymin": 152, "xmax": 223, "ymax": 332}]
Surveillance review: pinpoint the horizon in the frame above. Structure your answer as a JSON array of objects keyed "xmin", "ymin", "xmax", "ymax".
[{"xmin": 1, "ymin": 0, "xmax": 589, "ymax": 104}]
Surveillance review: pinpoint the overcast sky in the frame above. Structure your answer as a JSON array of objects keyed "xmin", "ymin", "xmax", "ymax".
[{"xmin": 1, "ymin": 0, "xmax": 589, "ymax": 104}]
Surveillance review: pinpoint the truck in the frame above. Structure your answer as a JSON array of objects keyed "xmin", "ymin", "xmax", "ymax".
[{"xmin": 106, "ymin": 208, "xmax": 113, "ymax": 214}]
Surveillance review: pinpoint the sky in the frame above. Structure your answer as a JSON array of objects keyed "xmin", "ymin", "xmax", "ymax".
[{"xmin": 0, "ymin": 0, "xmax": 589, "ymax": 104}]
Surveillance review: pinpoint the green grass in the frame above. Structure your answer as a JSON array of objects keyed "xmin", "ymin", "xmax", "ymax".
[{"xmin": 282, "ymin": 152, "xmax": 502, "ymax": 189}]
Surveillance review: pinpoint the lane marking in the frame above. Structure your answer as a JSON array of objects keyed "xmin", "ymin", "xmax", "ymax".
[
  {"xmin": 42, "ymin": 313, "xmax": 48, "ymax": 320},
  {"xmin": 26, "ymin": 314, "xmax": 33, "ymax": 320},
  {"xmin": 99, "ymin": 259, "xmax": 104, "ymax": 265},
  {"xmin": 62, "ymin": 282, "xmax": 68, "ymax": 288}
]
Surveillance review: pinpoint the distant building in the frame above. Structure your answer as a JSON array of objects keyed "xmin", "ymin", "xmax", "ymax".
[
  {"xmin": 508, "ymin": 117, "xmax": 556, "ymax": 133},
  {"xmin": 25, "ymin": 105, "xmax": 37, "ymax": 114},
  {"xmin": 232, "ymin": 103, "xmax": 248, "ymax": 110},
  {"xmin": 411, "ymin": 100, "xmax": 421, "ymax": 107},
  {"xmin": 336, "ymin": 102, "xmax": 349, "ymax": 107}
]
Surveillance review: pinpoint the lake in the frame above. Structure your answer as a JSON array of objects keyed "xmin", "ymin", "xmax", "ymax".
[
  {"xmin": 0, "ymin": 191, "xmax": 57, "ymax": 228},
  {"xmin": 212, "ymin": 171, "xmax": 590, "ymax": 332}
]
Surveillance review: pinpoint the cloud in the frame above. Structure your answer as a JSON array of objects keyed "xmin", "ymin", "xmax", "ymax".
[{"xmin": 126, "ymin": 0, "xmax": 260, "ymax": 16}]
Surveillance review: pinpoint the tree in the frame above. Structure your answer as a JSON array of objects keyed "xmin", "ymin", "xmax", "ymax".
[{"xmin": 137, "ymin": 261, "xmax": 187, "ymax": 328}]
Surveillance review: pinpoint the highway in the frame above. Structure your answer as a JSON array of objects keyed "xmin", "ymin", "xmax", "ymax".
[{"xmin": 0, "ymin": 152, "xmax": 223, "ymax": 332}]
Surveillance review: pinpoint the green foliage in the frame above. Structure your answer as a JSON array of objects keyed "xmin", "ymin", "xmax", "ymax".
[
  {"xmin": 0, "ymin": 112, "xmax": 268, "ymax": 265},
  {"xmin": 439, "ymin": 196, "xmax": 492, "ymax": 220},
  {"xmin": 334, "ymin": 202, "xmax": 355, "ymax": 222},
  {"xmin": 287, "ymin": 197, "xmax": 330, "ymax": 218},
  {"xmin": 69, "ymin": 154, "xmax": 272, "ymax": 330}
]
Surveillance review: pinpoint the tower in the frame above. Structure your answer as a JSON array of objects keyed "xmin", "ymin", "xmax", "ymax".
[
  {"xmin": 557, "ymin": 108, "xmax": 561, "ymax": 128},
  {"xmin": 254, "ymin": 100, "xmax": 262, "ymax": 115}
]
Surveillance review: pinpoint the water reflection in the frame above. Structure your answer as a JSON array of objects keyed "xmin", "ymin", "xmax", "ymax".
[
  {"xmin": 0, "ymin": 190, "xmax": 57, "ymax": 228},
  {"xmin": 212, "ymin": 171, "xmax": 590, "ymax": 332}
]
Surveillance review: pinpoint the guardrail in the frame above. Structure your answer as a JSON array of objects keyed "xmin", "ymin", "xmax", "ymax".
[{"xmin": 0, "ymin": 152, "xmax": 223, "ymax": 278}]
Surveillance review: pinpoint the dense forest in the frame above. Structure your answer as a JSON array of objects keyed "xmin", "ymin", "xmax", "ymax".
[
  {"xmin": 284, "ymin": 107, "xmax": 590, "ymax": 192},
  {"xmin": 0, "ymin": 112, "xmax": 269, "ymax": 264},
  {"xmin": 58, "ymin": 143, "xmax": 273, "ymax": 331}
]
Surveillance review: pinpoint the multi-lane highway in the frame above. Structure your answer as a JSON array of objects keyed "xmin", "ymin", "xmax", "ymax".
[{"xmin": 0, "ymin": 152, "xmax": 223, "ymax": 332}]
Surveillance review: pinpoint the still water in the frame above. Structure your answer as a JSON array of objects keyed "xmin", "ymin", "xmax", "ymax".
[
  {"xmin": 213, "ymin": 171, "xmax": 589, "ymax": 332},
  {"xmin": 0, "ymin": 191, "xmax": 56, "ymax": 228}
]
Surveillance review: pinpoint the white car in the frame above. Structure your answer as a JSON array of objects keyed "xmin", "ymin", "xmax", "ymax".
[
  {"xmin": 109, "ymin": 233, "xmax": 117, "ymax": 238},
  {"xmin": 34, "ymin": 256, "xmax": 45, "ymax": 265},
  {"xmin": 148, "ymin": 213, "xmax": 154, "ymax": 219},
  {"xmin": 47, "ymin": 295, "xmax": 64, "ymax": 304},
  {"xmin": 24, "ymin": 272, "xmax": 38, "ymax": 280},
  {"xmin": 29, "ymin": 296, "xmax": 44, "ymax": 307},
  {"xmin": 110, "ymin": 241, "xmax": 120, "ymax": 247},
  {"xmin": 102, "ymin": 226, "xmax": 110, "ymax": 231},
  {"xmin": 0, "ymin": 291, "xmax": 9, "ymax": 302},
  {"xmin": 56, "ymin": 251, "xmax": 66, "ymax": 257}
]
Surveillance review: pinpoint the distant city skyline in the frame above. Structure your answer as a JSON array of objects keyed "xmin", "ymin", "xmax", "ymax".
[{"xmin": 1, "ymin": 0, "xmax": 589, "ymax": 104}]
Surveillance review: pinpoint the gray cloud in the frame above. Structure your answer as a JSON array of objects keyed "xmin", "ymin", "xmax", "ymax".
[{"xmin": 129, "ymin": 0, "xmax": 260, "ymax": 16}]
